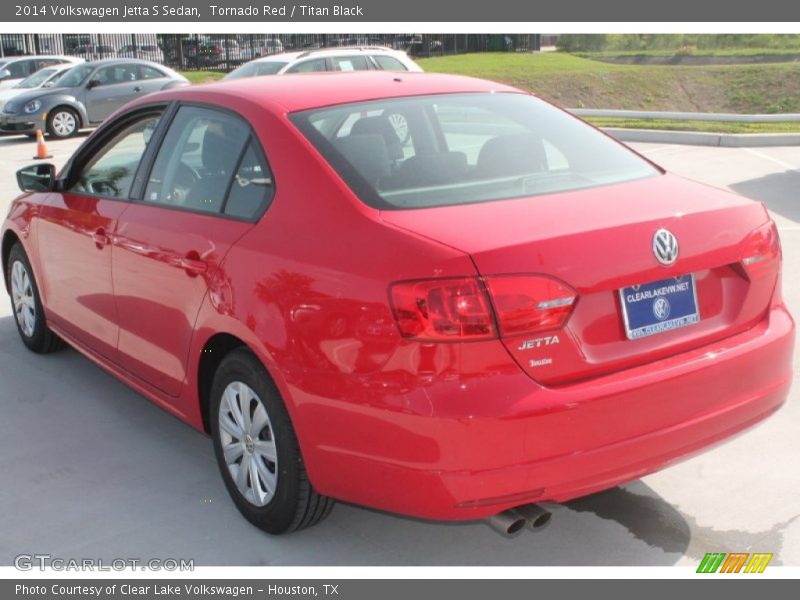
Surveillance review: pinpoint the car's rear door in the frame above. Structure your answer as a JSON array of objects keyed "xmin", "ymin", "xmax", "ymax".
[
  {"xmin": 111, "ymin": 104, "xmax": 274, "ymax": 396},
  {"xmin": 37, "ymin": 107, "xmax": 165, "ymax": 359},
  {"xmin": 135, "ymin": 64, "xmax": 174, "ymax": 94}
]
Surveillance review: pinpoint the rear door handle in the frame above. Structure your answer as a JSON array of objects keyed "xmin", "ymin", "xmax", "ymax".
[
  {"xmin": 92, "ymin": 228, "xmax": 108, "ymax": 249},
  {"xmin": 133, "ymin": 86, "xmax": 143, "ymax": 92},
  {"xmin": 179, "ymin": 256, "xmax": 208, "ymax": 276}
]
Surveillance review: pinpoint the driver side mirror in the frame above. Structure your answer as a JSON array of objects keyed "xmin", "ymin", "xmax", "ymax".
[
  {"xmin": 86, "ymin": 78, "xmax": 101, "ymax": 89},
  {"xmin": 0, "ymin": 68, "xmax": 11, "ymax": 82},
  {"xmin": 16, "ymin": 163, "xmax": 57, "ymax": 192}
]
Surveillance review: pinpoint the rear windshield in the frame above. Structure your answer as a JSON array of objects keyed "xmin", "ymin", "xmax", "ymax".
[{"xmin": 291, "ymin": 92, "xmax": 658, "ymax": 210}]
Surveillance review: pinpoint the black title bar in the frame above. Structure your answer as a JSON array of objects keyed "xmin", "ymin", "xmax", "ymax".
[{"xmin": 4, "ymin": 0, "xmax": 800, "ymax": 22}]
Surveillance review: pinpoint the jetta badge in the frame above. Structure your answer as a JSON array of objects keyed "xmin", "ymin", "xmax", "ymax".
[{"xmin": 653, "ymin": 228, "xmax": 679, "ymax": 266}]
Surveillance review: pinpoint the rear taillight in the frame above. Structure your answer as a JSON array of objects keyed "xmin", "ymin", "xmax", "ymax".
[
  {"xmin": 741, "ymin": 221, "xmax": 781, "ymax": 280},
  {"xmin": 390, "ymin": 278, "xmax": 496, "ymax": 341},
  {"xmin": 484, "ymin": 275, "xmax": 577, "ymax": 336},
  {"xmin": 389, "ymin": 275, "xmax": 576, "ymax": 342}
]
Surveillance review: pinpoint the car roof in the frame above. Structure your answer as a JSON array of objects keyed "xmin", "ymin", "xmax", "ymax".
[
  {"xmin": 82, "ymin": 58, "xmax": 168, "ymax": 68},
  {"xmin": 154, "ymin": 71, "xmax": 523, "ymax": 113},
  {"xmin": 251, "ymin": 47, "xmax": 404, "ymax": 64},
  {"xmin": 1, "ymin": 55, "xmax": 80, "ymax": 62}
]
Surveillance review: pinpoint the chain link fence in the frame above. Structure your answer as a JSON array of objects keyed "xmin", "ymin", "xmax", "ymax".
[{"xmin": 1, "ymin": 33, "xmax": 542, "ymax": 71}]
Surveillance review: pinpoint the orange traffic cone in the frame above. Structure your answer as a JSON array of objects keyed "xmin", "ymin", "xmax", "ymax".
[{"xmin": 33, "ymin": 129, "xmax": 52, "ymax": 160}]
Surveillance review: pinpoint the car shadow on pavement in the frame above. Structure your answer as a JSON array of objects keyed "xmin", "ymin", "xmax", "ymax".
[{"xmin": 730, "ymin": 169, "xmax": 800, "ymax": 224}]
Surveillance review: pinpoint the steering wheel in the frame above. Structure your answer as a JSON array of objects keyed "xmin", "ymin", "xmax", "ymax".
[{"xmin": 169, "ymin": 162, "xmax": 201, "ymax": 204}]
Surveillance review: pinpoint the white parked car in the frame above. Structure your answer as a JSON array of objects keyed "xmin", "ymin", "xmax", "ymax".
[
  {"xmin": 223, "ymin": 47, "xmax": 422, "ymax": 80},
  {"xmin": 0, "ymin": 64, "xmax": 74, "ymax": 111},
  {"xmin": 0, "ymin": 56, "xmax": 83, "ymax": 90}
]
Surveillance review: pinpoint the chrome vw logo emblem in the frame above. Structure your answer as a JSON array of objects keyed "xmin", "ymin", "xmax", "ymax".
[
  {"xmin": 653, "ymin": 228, "xmax": 679, "ymax": 265},
  {"xmin": 653, "ymin": 297, "xmax": 671, "ymax": 321}
]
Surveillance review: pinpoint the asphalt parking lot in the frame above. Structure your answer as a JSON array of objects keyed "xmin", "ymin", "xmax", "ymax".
[{"xmin": 0, "ymin": 132, "xmax": 798, "ymax": 566}]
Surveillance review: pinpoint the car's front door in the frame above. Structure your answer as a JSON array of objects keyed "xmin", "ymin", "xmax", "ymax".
[
  {"xmin": 112, "ymin": 104, "xmax": 273, "ymax": 396},
  {"xmin": 84, "ymin": 64, "xmax": 144, "ymax": 123},
  {"xmin": 36, "ymin": 109, "xmax": 164, "ymax": 359}
]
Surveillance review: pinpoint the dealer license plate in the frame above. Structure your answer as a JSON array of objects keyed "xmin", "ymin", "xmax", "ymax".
[{"xmin": 619, "ymin": 274, "xmax": 700, "ymax": 340}]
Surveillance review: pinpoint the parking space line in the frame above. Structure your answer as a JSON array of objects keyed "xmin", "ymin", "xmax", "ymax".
[{"xmin": 742, "ymin": 148, "xmax": 799, "ymax": 172}]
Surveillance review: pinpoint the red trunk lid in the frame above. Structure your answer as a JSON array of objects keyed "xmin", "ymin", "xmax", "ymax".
[{"xmin": 381, "ymin": 174, "xmax": 777, "ymax": 384}]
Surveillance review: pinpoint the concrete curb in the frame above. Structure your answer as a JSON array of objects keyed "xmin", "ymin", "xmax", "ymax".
[{"xmin": 602, "ymin": 127, "xmax": 800, "ymax": 147}]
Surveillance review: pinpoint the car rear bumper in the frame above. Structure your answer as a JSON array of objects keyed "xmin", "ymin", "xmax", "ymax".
[{"xmin": 307, "ymin": 304, "xmax": 794, "ymax": 520}]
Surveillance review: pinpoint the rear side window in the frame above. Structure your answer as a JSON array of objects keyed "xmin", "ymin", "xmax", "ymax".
[
  {"xmin": 291, "ymin": 93, "xmax": 658, "ymax": 210},
  {"xmin": 330, "ymin": 55, "xmax": 371, "ymax": 71},
  {"xmin": 224, "ymin": 141, "xmax": 274, "ymax": 219},
  {"xmin": 138, "ymin": 66, "xmax": 165, "ymax": 80},
  {"xmin": 372, "ymin": 55, "xmax": 408, "ymax": 71},
  {"xmin": 143, "ymin": 105, "xmax": 273, "ymax": 220}
]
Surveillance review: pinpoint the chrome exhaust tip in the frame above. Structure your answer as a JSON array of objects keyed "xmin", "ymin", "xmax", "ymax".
[
  {"xmin": 486, "ymin": 509, "xmax": 527, "ymax": 537},
  {"xmin": 515, "ymin": 503, "xmax": 552, "ymax": 530}
]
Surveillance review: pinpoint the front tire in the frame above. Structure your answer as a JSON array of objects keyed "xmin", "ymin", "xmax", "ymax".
[
  {"xmin": 210, "ymin": 348, "xmax": 334, "ymax": 534},
  {"xmin": 6, "ymin": 243, "xmax": 64, "ymax": 353},
  {"xmin": 47, "ymin": 107, "xmax": 79, "ymax": 139}
]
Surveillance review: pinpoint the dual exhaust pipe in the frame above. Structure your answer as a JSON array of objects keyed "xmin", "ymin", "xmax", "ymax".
[{"xmin": 486, "ymin": 503, "xmax": 552, "ymax": 537}]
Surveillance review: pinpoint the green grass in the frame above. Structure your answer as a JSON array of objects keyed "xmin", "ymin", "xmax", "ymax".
[
  {"xmin": 180, "ymin": 70, "xmax": 226, "ymax": 84},
  {"xmin": 587, "ymin": 118, "xmax": 800, "ymax": 134},
  {"xmin": 576, "ymin": 48, "xmax": 800, "ymax": 58},
  {"xmin": 415, "ymin": 53, "xmax": 800, "ymax": 114}
]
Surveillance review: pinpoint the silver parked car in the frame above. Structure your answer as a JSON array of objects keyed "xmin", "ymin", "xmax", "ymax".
[
  {"xmin": 0, "ymin": 55, "xmax": 83, "ymax": 90},
  {"xmin": 0, "ymin": 59, "xmax": 189, "ymax": 138}
]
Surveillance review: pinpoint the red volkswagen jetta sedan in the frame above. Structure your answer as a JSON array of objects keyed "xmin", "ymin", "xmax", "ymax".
[{"xmin": 2, "ymin": 73, "xmax": 794, "ymax": 535}]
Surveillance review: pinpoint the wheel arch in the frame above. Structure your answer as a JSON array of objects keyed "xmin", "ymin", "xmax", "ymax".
[
  {"xmin": 197, "ymin": 332, "xmax": 253, "ymax": 434},
  {"xmin": 1, "ymin": 229, "xmax": 21, "ymax": 293},
  {"xmin": 48, "ymin": 102, "xmax": 87, "ymax": 129}
]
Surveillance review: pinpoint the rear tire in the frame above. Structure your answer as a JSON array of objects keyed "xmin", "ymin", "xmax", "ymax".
[
  {"xmin": 210, "ymin": 348, "xmax": 334, "ymax": 534},
  {"xmin": 6, "ymin": 243, "xmax": 64, "ymax": 354}
]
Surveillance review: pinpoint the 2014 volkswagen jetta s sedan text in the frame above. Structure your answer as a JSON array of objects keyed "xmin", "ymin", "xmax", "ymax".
[{"xmin": 2, "ymin": 72, "xmax": 794, "ymax": 535}]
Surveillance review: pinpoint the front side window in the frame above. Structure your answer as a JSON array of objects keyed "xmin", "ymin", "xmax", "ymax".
[
  {"xmin": 143, "ymin": 106, "xmax": 250, "ymax": 214},
  {"xmin": 68, "ymin": 114, "xmax": 161, "ymax": 198},
  {"xmin": 291, "ymin": 93, "xmax": 658, "ymax": 210},
  {"xmin": 55, "ymin": 64, "xmax": 92, "ymax": 88}
]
